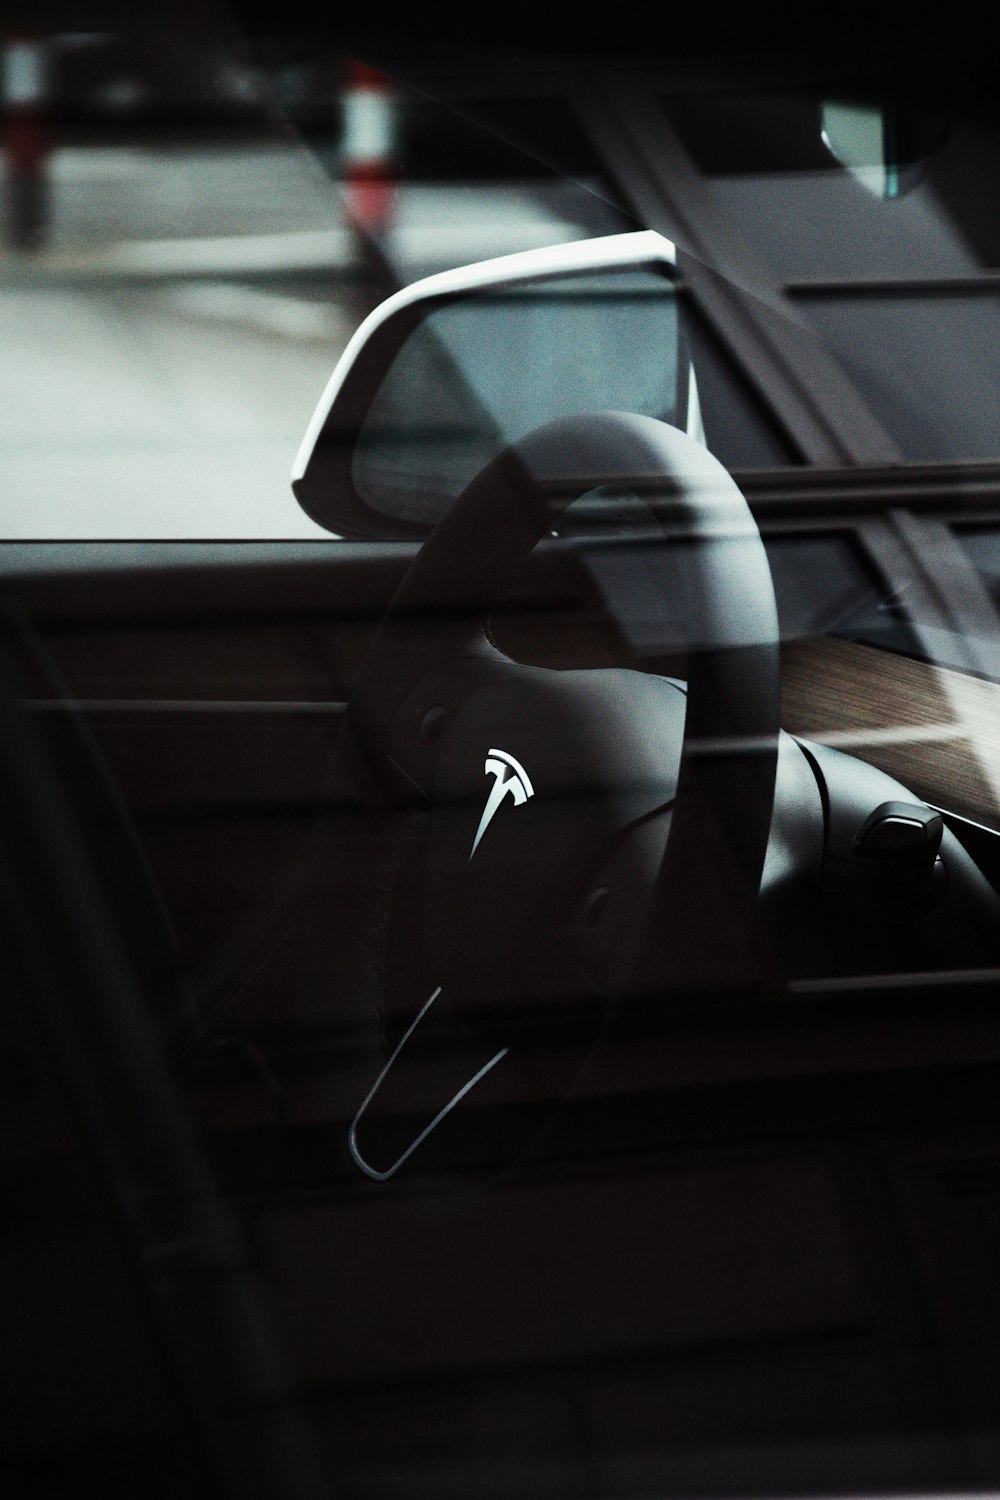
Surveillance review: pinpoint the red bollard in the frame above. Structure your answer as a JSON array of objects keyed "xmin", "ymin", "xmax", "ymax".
[
  {"xmin": 2, "ymin": 34, "xmax": 51, "ymax": 251},
  {"xmin": 341, "ymin": 57, "xmax": 396, "ymax": 245}
]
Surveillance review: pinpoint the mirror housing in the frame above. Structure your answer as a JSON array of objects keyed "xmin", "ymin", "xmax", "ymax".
[{"xmin": 291, "ymin": 230, "xmax": 685, "ymax": 539}]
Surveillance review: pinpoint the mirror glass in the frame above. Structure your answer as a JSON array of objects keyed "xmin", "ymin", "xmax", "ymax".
[
  {"xmin": 820, "ymin": 98, "xmax": 947, "ymax": 199},
  {"xmin": 352, "ymin": 269, "xmax": 682, "ymax": 525}
]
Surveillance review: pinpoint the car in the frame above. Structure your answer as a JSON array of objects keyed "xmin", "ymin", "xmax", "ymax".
[{"xmin": 3, "ymin": 19, "xmax": 1000, "ymax": 1500}]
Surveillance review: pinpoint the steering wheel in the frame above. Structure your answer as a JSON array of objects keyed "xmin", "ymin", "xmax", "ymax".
[{"xmin": 340, "ymin": 411, "xmax": 781, "ymax": 1179}]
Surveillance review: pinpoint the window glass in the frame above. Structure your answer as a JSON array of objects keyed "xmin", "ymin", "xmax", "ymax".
[
  {"xmin": 662, "ymin": 89, "xmax": 993, "ymax": 278},
  {"xmin": 795, "ymin": 292, "xmax": 1000, "ymax": 462},
  {"xmin": 766, "ymin": 531, "xmax": 921, "ymax": 651},
  {"xmin": 659, "ymin": 86, "xmax": 1000, "ymax": 465},
  {"xmin": 0, "ymin": 45, "xmax": 631, "ymax": 540},
  {"xmin": 954, "ymin": 525, "xmax": 1000, "ymax": 610}
]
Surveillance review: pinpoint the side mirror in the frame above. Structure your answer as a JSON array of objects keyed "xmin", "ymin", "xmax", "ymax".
[{"xmin": 292, "ymin": 231, "xmax": 697, "ymax": 539}]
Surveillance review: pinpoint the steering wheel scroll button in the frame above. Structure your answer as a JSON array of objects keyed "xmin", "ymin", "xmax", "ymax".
[
  {"xmin": 419, "ymin": 704, "xmax": 449, "ymax": 744},
  {"xmin": 584, "ymin": 886, "xmax": 611, "ymax": 926}
]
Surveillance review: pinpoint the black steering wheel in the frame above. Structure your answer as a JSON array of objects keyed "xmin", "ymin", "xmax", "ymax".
[{"xmin": 341, "ymin": 411, "xmax": 781, "ymax": 1178}]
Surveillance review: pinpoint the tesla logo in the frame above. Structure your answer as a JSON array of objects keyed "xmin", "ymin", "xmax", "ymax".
[{"xmin": 470, "ymin": 749, "xmax": 534, "ymax": 860}]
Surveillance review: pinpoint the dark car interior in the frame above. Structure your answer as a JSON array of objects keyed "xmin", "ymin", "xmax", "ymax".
[{"xmin": 5, "ymin": 18, "xmax": 1000, "ymax": 1500}]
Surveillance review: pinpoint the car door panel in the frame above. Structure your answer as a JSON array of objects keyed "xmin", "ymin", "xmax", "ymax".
[{"xmin": 6, "ymin": 501, "xmax": 1000, "ymax": 1493}]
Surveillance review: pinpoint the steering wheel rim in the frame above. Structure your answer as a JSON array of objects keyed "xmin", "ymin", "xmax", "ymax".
[{"xmin": 341, "ymin": 411, "xmax": 781, "ymax": 1175}]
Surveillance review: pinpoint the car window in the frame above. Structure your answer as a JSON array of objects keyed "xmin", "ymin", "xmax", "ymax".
[
  {"xmin": 0, "ymin": 44, "xmax": 631, "ymax": 540},
  {"xmin": 7, "ymin": 26, "xmax": 1000, "ymax": 1500},
  {"xmin": 795, "ymin": 290, "xmax": 1000, "ymax": 462},
  {"xmin": 657, "ymin": 82, "xmax": 1000, "ymax": 463},
  {"xmin": 956, "ymin": 525, "xmax": 1000, "ymax": 611}
]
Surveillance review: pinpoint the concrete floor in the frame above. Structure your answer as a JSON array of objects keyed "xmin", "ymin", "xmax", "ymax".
[{"xmin": 0, "ymin": 141, "xmax": 607, "ymax": 538}]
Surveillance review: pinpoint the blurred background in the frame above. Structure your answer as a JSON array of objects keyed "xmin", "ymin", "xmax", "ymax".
[{"xmin": 0, "ymin": 24, "xmax": 630, "ymax": 537}]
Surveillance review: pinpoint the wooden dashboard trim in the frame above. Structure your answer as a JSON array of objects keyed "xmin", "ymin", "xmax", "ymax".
[{"xmin": 781, "ymin": 635, "xmax": 1000, "ymax": 832}]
